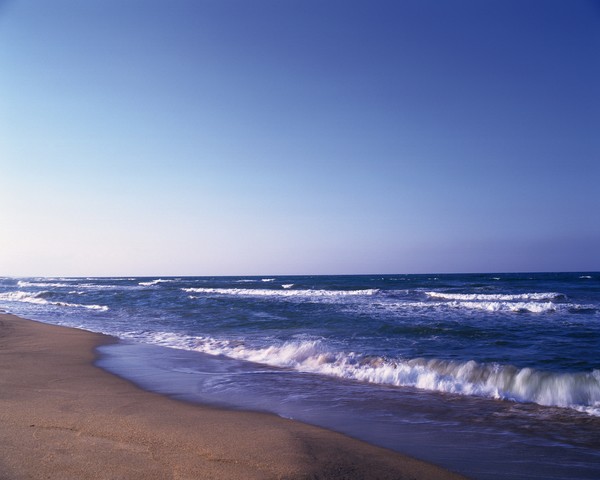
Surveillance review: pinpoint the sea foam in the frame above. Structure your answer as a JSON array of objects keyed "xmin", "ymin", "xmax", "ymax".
[
  {"xmin": 183, "ymin": 287, "xmax": 379, "ymax": 297},
  {"xmin": 422, "ymin": 291, "xmax": 571, "ymax": 313},
  {"xmin": 133, "ymin": 331, "xmax": 600, "ymax": 416},
  {"xmin": 17, "ymin": 281, "xmax": 71, "ymax": 288},
  {"xmin": 425, "ymin": 291, "xmax": 566, "ymax": 302},
  {"xmin": 0, "ymin": 291, "xmax": 109, "ymax": 311},
  {"xmin": 139, "ymin": 279, "xmax": 173, "ymax": 286}
]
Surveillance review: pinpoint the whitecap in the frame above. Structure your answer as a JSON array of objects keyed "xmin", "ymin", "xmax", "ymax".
[
  {"xmin": 450, "ymin": 301, "xmax": 558, "ymax": 313},
  {"xmin": 17, "ymin": 281, "xmax": 71, "ymax": 288},
  {"xmin": 139, "ymin": 279, "xmax": 172, "ymax": 286},
  {"xmin": 129, "ymin": 331, "xmax": 600, "ymax": 416},
  {"xmin": 425, "ymin": 291, "xmax": 565, "ymax": 302},
  {"xmin": 182, "ymin": 287, "xmax": 379, "ymax": 297},
  {"xmin": 0, "ymin": 291, "xmax": 108, "ymax": 311}
]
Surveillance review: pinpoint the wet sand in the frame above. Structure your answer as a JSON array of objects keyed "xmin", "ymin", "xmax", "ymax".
[{"xmin": 0, "ymin": 313, "xmax": 466, "ymax": 479}]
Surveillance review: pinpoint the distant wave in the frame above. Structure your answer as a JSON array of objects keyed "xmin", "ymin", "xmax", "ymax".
[
  {"xmin": 183, "ymin": 287, "xmax": 379, "ymax": 297},
  {"xmin": 0, "ymin": 291, "xmax": 108, "ymax": 311},
  {"xmin": 368, "ymin": 299, "xmax": 595, "ymax": 315},
  {"xmin": 425, "ymin": 291, "xmax": 566, "ymax": 302},
  {"xmin": 135, "ymin": 332, "xmax": 600, "ymax": 416},
  {"xmin": 17, "ymin": 281, "xmax": 71, "ymax": 288},
  {"xmin": 78, "ymin": 283, "xmax": 143, "ymax": 290},
  {"xmin": 17, "ymin": 280, "xmax": 143, "ymax": 291},
  {"xmin": 421, "ymin": 291, "xmax": 574, "ymax": 313},
  {"xmin": 139, "ymin": 279, "xmax": 173, "ymax": 286},
  {"xmin": 449, "ymin": 300, "xmax": 560, "ymax": 313}
]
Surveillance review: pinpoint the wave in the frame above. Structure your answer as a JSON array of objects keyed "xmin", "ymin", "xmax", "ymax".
[
  {"xmin": 369, "ymin": 299, "xmax": 594, "ymax": 315},
  {"xmin": 282, "ymin": 284, "xmax": 294, "ymax": 289},
  {"xmin": 18, "ymin": 280, "xmax": 143, "ymax": 291},
  {"xmin": 449, "ymin": 300, "xmax": 559, "ymax": 313},
  {"xmin": 261, "ymin": 278, "xmax": 275, "ymax": 282},
  {"xmin": 0, "ymin": 291, "xmax": 109, "ymax": 311},
  {"xmin": 419, "ymin": 291, "xmax": 588, "ymax": 314},
  {"xmin": 17, "ymin": 281, "xmax": 71, "ymax": 288},
  {"xmin": 139, "ymin": 279, "xmax": 173, "ymax": 286},
  {"xmin": 134, "ymin": 333, "xmax": 600, "ymax": 416},
  {"xmin": 183, "ymin": 287, "xmax": 379, "ymax": 297},
  {"xmin": 78, "ymin": 283, "xmax": 143, "ymax": 290},
  {"xmin": 425, "ymin": 291, "xmax": 566, "ymax": 302}
]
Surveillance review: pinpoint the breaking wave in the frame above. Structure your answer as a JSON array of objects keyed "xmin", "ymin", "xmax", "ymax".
[
  {"xmin": 139, "ymin": 279, "xmax": 173, "ymax": 286},
  {"xmin": 17, "ymin": 281, "xmax": 71, "ymax": 288},
  {"xmin": 421, "ymin": 291, "xmax": 578, "ymax": 313},
  {"xmin": 426, "ymin": 291, "xmax": 566, "ymax": 302},
  {"xmin": 183, "ymin": 287, "xmax": 379, "ymax": 297},
  {"xmin": 449, "ymin": 300, "xmax": 559, "ymax": 313},
  {"xmin": 135, "ymin": 332, "xmax": 600, "ymax": 416},
  {"xmin": 0, "ymin": 291, "xmax": 109, "ymax": 311}
]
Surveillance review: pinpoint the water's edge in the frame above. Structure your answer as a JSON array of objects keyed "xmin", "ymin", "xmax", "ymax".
[{"xmin": 97, "ymin": 339, "xmax": 600, "ymax": 480}]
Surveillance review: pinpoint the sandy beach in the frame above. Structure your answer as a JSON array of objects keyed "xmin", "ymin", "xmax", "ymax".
[{"xmin": 0, "ymin": 313, "xmax": 466, "ymax": 480}]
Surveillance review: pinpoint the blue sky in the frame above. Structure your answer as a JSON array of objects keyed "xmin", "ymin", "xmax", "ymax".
[{"xmin": 1, "ymin": 0, "xmax": 599, "ymax": 276}]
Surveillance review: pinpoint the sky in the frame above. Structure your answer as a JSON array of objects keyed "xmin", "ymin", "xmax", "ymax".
[{"xmin": 1, "ymin": 0, "xmax": 599, "ymax": 276}]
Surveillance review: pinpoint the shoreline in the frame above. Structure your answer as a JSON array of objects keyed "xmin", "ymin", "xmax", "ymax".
[{"xmin": 0, "ymin": 313, "xmax": 466, "ymax": 479}]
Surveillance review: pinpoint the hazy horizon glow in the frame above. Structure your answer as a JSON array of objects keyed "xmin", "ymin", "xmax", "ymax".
[{"xmin": 1, "ymin": 0, "xmax": 599, "ymax": 276}]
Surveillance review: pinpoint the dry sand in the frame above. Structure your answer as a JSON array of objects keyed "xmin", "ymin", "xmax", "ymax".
[{"xmin": 0, "ymin": 313, "xmax": 467, "ymax": 479}]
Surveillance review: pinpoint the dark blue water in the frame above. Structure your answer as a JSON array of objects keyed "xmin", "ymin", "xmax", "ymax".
[{"xmin": 1, "ymin": 273, "xmax": 599, "ymax": 479}]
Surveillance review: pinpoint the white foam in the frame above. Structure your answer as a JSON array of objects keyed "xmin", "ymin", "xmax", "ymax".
[
  {"xmin": 0, "ymin": 291, "xmax": 108, "ymax": 311},
  {"xmin": 76, "ymin": 283, "xmax": 144, "ymax": 290},
  {"xmin": 17, "ymin": 281, "xmax": 71, "ymax": 288},
  {"xmin": 426, "ymin": 291, "xmax": 565, "ymax": 302},
  {"xmin": 54, "ymin": 302, "xmax": 109, "ymax": 311},
  {"xmin": 133, "ymin": 332, "xmax": 600, "ymax": 416},
  {"xmin": 282, "ymin": 284, "xmax": 294, "ymax": 289},
  {"xmin": 364, "ymin": 300, "xmax": 590, "ymax": 315},
  {"xmin": 0, "ymin": 291, "xmax": 49, "ymax": 305},
  {"xmin": 450, "ymin": 301, "xmax": 558, "ymax": 313},
  {"xmin": 139, "ymin": 279, "xmax": 172, "ymax": 286},
  {"xmin": 182, "ymin": 287, "xmax": 379, "ymax": 297},
  {"xmin": 262, "ymin": 278, "xmax": 275, "ymax": 282}
]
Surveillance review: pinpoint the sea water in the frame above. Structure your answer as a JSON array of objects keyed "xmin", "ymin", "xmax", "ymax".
[{"xmin": 1, "ymin": 273, "xmax": 599, "ymax": 479}]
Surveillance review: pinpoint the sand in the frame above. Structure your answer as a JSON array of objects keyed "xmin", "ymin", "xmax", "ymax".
[{"xmin": 0, "ymin": 313, "xmax": 466, "ymax": 479}]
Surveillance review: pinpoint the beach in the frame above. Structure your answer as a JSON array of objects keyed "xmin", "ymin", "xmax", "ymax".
[{"xmin": 0, "ymin": 313, "xmax": 465, "ymax": 479}]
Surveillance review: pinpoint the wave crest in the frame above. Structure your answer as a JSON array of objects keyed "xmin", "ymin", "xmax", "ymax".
[
  {"xmin": 17, "ymin": 281, "xmax": 71, "ymax": 288},
  {"xmin": 135, "ymin": 332, "xmax": 600, "ymax": 416},
  {"xmin": 449, "ymin": 300, "xmax": 558, "ymax": 313},
  {"xmin": 183, "ymin": 287, "xmax": 379, "ymax": 297},
  {"xmin": 0, "ymin": 291, "xmax": 109, "ymax": 311},
  {"xmin": 139, "ymin": 279, "xmax": 173, "ymax": 286},
  {"xmin": 426, "ymin": 291, "xmax": 566, "ymax": 302}
]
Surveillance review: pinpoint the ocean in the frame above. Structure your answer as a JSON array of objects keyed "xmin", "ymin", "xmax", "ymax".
[{"xmin": 1, "ymin": 273, "xmax": 599, "ymax": 479}]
